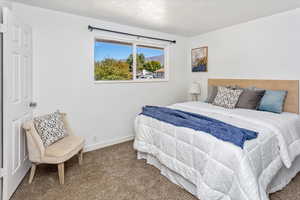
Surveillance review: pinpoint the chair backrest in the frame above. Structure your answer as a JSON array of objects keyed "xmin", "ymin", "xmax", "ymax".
[{"xmin": 23, "ymin": 120, "xmax": 45, "ymax": 163}]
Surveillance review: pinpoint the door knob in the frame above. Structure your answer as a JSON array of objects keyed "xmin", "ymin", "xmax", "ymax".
[{"xmin": 29, "ymin": 102, "xmax": 37, "ymax": 108}]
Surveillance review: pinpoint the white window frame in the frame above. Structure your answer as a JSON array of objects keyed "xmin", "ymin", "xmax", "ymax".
[{"xmin": 92, "ymin": 33, "xmax": 170, "ymax": 83}]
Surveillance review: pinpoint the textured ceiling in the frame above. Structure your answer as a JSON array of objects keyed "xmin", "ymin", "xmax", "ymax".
[{"xmin": 12, "ymin": 0, "xmax": 300, "ymax": 36}]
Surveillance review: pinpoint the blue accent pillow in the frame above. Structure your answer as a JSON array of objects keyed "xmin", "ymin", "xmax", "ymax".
[{"xmin": 258, "ymin": 90, "xmax": 287, "ymax": 113}]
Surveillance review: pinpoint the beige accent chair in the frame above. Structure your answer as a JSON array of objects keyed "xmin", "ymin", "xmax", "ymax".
[{"xmin": 22, "ymin": 113, "xmax": 85, "ymax": 184}]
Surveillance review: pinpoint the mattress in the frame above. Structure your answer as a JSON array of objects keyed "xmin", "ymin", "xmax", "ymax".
[{"xmin": 133, "ymin": 101, "xmax": 300, "ymax": 200}]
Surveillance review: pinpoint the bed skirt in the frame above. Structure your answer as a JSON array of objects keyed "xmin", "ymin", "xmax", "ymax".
[{"xmin": 137, "ymin": 151, "xmax": 300, "ymax": 198}]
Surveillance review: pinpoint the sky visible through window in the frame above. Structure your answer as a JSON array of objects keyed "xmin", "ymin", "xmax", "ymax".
[{"xmin": 94, "ymin": 41, "xmax": 163, "ymax": 61}]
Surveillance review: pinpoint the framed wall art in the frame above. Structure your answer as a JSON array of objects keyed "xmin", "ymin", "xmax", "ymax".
[{"xmin": 191, "ymin": 46, "xmax": 208, "ymax": 72}]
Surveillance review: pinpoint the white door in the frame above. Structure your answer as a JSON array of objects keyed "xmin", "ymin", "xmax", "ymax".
[
  {"xmin": 2, "ymin": 7, "xmax": 33, "ymax": 199},
  {"xmin": 1, "ymin": 7, "xmax": 4, "ymax": 200}
]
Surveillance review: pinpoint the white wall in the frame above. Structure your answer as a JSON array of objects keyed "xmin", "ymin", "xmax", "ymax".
[
  {"xmin": 11, "ymin": 2, "xmax": 300, "ymax": 152},
  {"xmin": 12, "ymin": 3, "xmax": 189, "ymax": 151},
  {"xmin": 188, "ymin": 8, "xmax": 300, "ymax": 101},
  {"xmin": 0, "ymin": 0, "xmax": 11, "ymax": 10}
]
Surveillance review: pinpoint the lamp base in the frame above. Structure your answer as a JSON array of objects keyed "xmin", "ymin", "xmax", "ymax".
[{"xmin": 191, "ymin": 94, "xmax": 199, "ymax": 101}]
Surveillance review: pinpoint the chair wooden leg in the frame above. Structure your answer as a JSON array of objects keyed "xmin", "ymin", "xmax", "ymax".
[
  {"xmin": 78, "ymin": 149, "xmax": 83, "ymax": 165},
  {"xmin": 58, "ymin": 162, "xmax": 65, "ymax": 184},
  {"xmin": 28, "ymin": 163, "xmax": 37, "ymax": 184}
]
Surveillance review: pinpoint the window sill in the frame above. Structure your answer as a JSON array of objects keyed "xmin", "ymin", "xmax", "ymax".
[{"xmin": 94, "ymin": 79, "xmax": 169, "ymax": 84}]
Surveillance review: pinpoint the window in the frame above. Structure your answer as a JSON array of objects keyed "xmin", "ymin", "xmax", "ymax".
[
  {"xmin": 94, "ymin": 40, "xmax": 133, "ymax": 81},
  {"xmin": 136, "ymin": 45, "xmax": 165, "ymax": 80},
  {"xmin": 94, "ymin": 39, "xmax": 168, "ymax": 82}
]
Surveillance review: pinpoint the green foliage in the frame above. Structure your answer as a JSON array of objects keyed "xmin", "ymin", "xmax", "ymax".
[
  {"xmin": 95, "ymin": 58, "xmax": 132, "ymax": 80},
  {"xmin": 95, "ymin": 54, "xmax": 163, "ymax": 80},
  {"xmin": 137, "ymin": 54, "xmax": 146, "ymax": 71},
  {"xmin": 143, "ymin": 61, "xmax": 162, "ymax": 72},
  {"xmin": 126, "ymin": 53, "xmax": 146, "ymax": 71},
  {"xmin": 126, "ymin": 54, "xmax": 133, "ymax": 71}
]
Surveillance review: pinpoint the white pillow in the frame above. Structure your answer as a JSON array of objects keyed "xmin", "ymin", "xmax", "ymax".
[
  {"xmin": 213, "ymin": 86, "xmax": 243, "ymax": 109},
  {"xmin": 33, "ymin": 111, "xmax": 67, "ymax": 147}
]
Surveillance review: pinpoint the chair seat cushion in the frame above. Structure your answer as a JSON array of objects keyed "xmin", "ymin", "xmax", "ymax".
[{"xmin": 44, "ymin": 135, "xmax": 85, "ymax": 164}]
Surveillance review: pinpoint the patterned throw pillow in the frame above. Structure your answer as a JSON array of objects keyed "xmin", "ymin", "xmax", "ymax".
[
  {"xmin": 33, "ymin": 111, "xmax": 67, "ymax": 147},
  {"xmin": 213, "ymin": 86, "xmax": 243, "ymax": 109}
]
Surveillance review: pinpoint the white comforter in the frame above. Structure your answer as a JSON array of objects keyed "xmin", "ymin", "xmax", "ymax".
[{"xmin": 133, "ymin": 102, "xmax": 300, "ymax": 200}]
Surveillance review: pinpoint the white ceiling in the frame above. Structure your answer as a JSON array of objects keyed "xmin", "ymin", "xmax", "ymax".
[{"xmin": 12, "ymin": 0, "xmax": 300, "ymax": 36}]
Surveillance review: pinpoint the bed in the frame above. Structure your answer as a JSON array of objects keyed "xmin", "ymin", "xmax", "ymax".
[{"xmin": 133, "ymin": 79, "xmax": 300, "ymax": 200}]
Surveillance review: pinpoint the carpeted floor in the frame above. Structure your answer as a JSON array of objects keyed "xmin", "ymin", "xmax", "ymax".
[{"xmin": 11, "ymin": 141, "xmax": 300, "ymax": 200}]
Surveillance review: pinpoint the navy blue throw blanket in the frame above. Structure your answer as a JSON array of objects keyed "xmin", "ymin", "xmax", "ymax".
[{"xmin": 140, "ymin": 106, "xmax": 258, "ymax": 148}]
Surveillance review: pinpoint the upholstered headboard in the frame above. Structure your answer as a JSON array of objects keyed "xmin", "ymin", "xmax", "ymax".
[{"xmin": 208, "ymin": 79, "xmax": 299, "ymax": 114}]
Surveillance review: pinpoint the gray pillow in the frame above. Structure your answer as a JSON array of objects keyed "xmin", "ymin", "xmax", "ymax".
[
  {"xmin": 236, "ymin": 89, "xmax": 265, "ymax": 110},
  {"xmin": 33, "ymin": 111, "xmax": 67, "ymax": 147},
  {"xmin": 247, "ymin": 86, "xmax": 264, "ymax": 91},
  {"xmin": 205, "ymin": 85, "xmax": 218, "ymax": 103},
  {"xmin": 226, "ymin": 85, "xmax": 240, "ymax": 90}
]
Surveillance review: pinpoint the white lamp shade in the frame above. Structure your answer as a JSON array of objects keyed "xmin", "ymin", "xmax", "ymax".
[{"xmin": 189, "ymin": 82, "xmax": 201, "ymax": 94}]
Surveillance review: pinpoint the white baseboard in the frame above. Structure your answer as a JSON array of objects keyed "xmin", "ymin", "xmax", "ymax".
[{"xmin": 84, "ymin": 135, "xmax": 135, "ymax": 152}]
